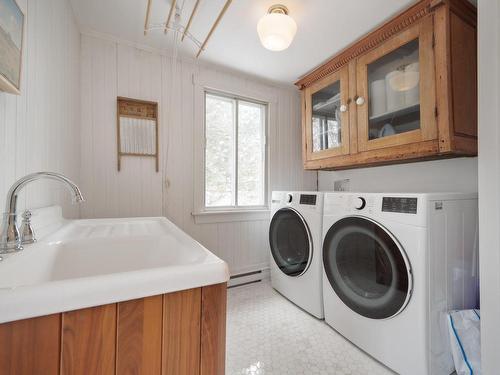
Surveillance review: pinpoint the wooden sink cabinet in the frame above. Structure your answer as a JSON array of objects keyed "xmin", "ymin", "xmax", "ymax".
[{"xmin": 0, "ymin": 283, "xmax": 227, "ymax": 375}]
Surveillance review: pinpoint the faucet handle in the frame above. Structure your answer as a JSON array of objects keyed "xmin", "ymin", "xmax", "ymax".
[
  {"xmin": 20, "ymin": 210, "xmax": 36, "ymax": 244},
  {"xmin": 22, "ymin": 210, "xmax": 32, "ymax": 221}
]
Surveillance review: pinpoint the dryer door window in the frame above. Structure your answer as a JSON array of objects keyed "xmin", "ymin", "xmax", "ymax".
[
  {"xmin": 323, "ymin": 217, "xmax": 412, "ymax": 319},
  {"xmin": 269, "ymin": 208, "xmax": 312, "ymax": 277}
]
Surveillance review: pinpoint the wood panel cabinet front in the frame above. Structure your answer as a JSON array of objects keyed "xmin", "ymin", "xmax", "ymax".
[
  {"xmin": 303, "ymin": 66, "xmax": 350, "ymax": 162},
  {"xmin": 163, "ymin": 288, "xmax": 202, "ymax": 375},
  {"xmin": 0, "ymin": 314, "xmax": 61, "ymax": 375},
  {"xmin": 296, "ymin": 0, "xmax": 477, "ymax": 170},
  {"xmin": 201, "ymin": 283, "xmax": 227, "ymax": 375},
  {"xmin": 117, "ymin": 296, "xmax": 163, "ymax": 375},
  {"xmin": 0, "ymin": 283, "xmax": 227, "ymax": 375},
  {"xmin": 62, "ymin": 304, "xmax": 117, "ymax": 375},
  {"xmin": 356, "ymin": 16, "xmax": 437, "ymax": 153}
]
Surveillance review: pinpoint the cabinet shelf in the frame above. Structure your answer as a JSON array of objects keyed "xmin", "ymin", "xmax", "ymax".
[
  {"xmin": 313, "ymin": 93, "xmax": 341, "ymax": 114},
  {"xmin": 369, "ymin": 103, "xmax": 420, "ymax": 123}
]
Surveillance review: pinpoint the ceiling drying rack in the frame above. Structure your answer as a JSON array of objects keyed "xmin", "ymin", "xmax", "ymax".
[{"xmin": 143, "ymin": 0, "xmax": 233, "ymax": 58}]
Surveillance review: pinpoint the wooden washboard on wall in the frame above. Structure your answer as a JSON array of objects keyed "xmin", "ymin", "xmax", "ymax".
[{"xmin": 117, "ymin": 97, "xmax": 159, "ymax": 172}]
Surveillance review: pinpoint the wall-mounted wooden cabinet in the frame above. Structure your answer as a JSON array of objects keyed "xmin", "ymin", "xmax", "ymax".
[{"xmin": 296, "ymin": 0, "xmax": 477, "ymax": 170}]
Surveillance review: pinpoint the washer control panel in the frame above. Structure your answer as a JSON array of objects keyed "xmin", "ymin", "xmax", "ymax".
[
  {"xmin": 382, "ymin": 197, "xmax": 418, "ymax": 214},
  {"xmin": 300, "ymin": 194, "xmax": 317, "ymax": 206}
]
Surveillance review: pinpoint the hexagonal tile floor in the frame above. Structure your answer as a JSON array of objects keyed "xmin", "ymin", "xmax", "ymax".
[{"xmin": 226, "ymin": 280, "xmax": 395, "ymax": 375}]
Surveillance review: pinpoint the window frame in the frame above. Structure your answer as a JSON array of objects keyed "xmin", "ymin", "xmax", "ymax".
[{"xmin": 203, "ymin": 89, "xmax": 269, "ymax": 212}]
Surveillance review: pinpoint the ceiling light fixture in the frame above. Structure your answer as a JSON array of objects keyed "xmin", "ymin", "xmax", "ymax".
[{"xmin": 257, "ymin": 5, "xmax": 297, "ymax": 52}]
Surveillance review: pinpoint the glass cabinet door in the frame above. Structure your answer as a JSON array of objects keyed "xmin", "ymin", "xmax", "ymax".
[
  {"xmin": 356, "ymin": 18, "xmax": 437, "ymax": 152},
  {"xmin": 305, "ymin": 66, "xmax": 350, "ymax": 160}
]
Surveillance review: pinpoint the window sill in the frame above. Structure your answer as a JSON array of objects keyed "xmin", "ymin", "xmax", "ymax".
[{"xmin": 192, "ymin": 209, "xmax": 270, "ymax": 224}]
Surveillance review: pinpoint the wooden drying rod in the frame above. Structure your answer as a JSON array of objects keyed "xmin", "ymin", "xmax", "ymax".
[
  {"xmin": 164, "ymin": 0, "xmax": 177, "ymax": 34},
  {"xmin": 181, "ymin": 0, "xmax": 200, "ymax": 42},
  {"xmin": 144, "ymin": 0, "xmax": 152, "ymax": 35},
  {"xmin": 196, "ymin": 0, "xmax": 233, "ymax": 58},
  {"xmin": 143, "ymin": 0, "xmax": 233, "ymax": 58}
]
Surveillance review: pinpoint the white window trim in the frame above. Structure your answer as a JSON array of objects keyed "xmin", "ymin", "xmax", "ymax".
[{"xmin": 192, "ymin": 73, "xmax": 277, "ymax": 224}]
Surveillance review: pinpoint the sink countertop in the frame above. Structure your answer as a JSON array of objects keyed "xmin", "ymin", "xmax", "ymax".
[{"xmin": 0, "ymin": 206, "xmax": 229, "ymax": 323}]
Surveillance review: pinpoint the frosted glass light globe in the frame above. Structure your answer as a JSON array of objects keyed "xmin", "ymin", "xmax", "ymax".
[{"xmin": 257, "ymin": 8, "xmax": 297, "ymax": 51}]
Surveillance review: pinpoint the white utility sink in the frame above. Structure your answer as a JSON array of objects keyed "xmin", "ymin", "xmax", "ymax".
[{"xmin": 0, "ymin": 207, "xmax": 229, "ymax": 323}]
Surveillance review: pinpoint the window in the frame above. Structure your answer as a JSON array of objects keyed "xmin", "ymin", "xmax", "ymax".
[{"xmin": 204, "ymin": 92, "xmax": 267, "ymax": 209}]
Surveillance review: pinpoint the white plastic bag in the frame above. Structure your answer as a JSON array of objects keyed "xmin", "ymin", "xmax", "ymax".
[{"xmin": 447, "ymin": 309, "xmax": 481, "ymax": 375}]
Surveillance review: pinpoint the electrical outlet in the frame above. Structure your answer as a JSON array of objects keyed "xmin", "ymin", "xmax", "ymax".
[{"xmin": 334, "ymin": 179, "xmax": 350, "ymax": 192}]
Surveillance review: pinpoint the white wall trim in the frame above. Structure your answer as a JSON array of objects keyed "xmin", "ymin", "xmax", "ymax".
[
  {"xmin": 193, "ymin": 72, "xmax": 279, "ymax": 104},
  {"xmin": 478, "ymin": 0, "xmax": 500, "ymax": 373},
  {"xmin": 192, "ymin": 209, "xmax": 270, "ymax": 224}
]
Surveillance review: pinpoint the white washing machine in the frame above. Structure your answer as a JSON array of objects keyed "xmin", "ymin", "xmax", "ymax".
[
  {"xmin": 269, "ymin": 191, "xmax": 324, "ymax": 319},
  {"xmin": 322, "ymin": 192, "xmax": 478, "ymax": 375}
]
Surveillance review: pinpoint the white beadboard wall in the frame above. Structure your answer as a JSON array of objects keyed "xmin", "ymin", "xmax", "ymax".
[
  {"xmin": 318, "ymin": 157, "xmax": 478, "ymax": 193},
  {"xmin": 0, "ymin": 0, "xmax": 81, "ymax": 218},
  {"xmin": 80, "ymin": 34, "xmax": 316, "ymax": 275}
]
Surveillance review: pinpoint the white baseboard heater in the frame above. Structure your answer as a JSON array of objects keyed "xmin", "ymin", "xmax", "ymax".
[{"xmin": 228, "ymin": 268, "xmax": 270, "ymax": 288}]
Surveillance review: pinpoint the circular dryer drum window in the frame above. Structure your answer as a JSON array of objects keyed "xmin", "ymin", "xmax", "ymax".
[
  {"xmin": 269, "ymin": 208, "xmax": 312, "ymax": 276},
  {"xmin": 323, "ymin": 217, "xmax": 412, "ymax": 319}
]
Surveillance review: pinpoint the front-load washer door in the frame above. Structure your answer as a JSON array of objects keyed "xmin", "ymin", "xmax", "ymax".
[
  {"xmin": 269, "ymin": 208, "xmax": 312, "ymax": 277},
  {"xmin": 323, "ymin": 216, "xmax": 412, "ymax": 319}
]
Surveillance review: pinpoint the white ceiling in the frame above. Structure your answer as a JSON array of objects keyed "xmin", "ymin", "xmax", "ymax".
[{"xmin": 70, "ymin": 0, "xmax": 416, "ymax": 84}]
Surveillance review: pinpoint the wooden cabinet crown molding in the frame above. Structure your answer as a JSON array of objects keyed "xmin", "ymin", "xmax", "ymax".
[
  {"xmin": 295, "ymin": 0, "xmax": 477, "ymax": 90},
  {"xmin": 295, "ymin": 0, "xmax": 434, "ymax": 89}
]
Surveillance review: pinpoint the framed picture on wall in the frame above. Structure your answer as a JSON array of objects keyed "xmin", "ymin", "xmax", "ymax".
[{"xmin": 0, "ymin": 0, "xmax": 24, "ymax": 95}]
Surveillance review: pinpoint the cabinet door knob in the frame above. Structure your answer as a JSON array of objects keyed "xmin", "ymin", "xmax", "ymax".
[
  {"xmin": 355, "ymin": 96, "xmax": 365, "ymax": 106},
  {"xmin": 339, "ymin": 104, "xmax": 348, "ymax": 113}
]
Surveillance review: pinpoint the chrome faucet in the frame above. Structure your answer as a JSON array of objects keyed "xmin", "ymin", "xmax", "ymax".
[{"xmin": 0, "ymin": 172, "xmax": 84, "ymax": 253}]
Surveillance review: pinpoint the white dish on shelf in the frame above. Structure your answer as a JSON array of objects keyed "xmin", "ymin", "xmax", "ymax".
[
  {"xmin": 378, "ymin": 123, "xmax": 396, "ymax": 138},
  {"xmin": 404, "ymin": 62, "xmax": 420, "ymax": 106},
  {"xmin": 386, "ymin": 70, "xmax": 406, "ymax": 111},
  {"xmin": 370, "ymin": 79, "xmax": 387, "ymax": 117}
]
